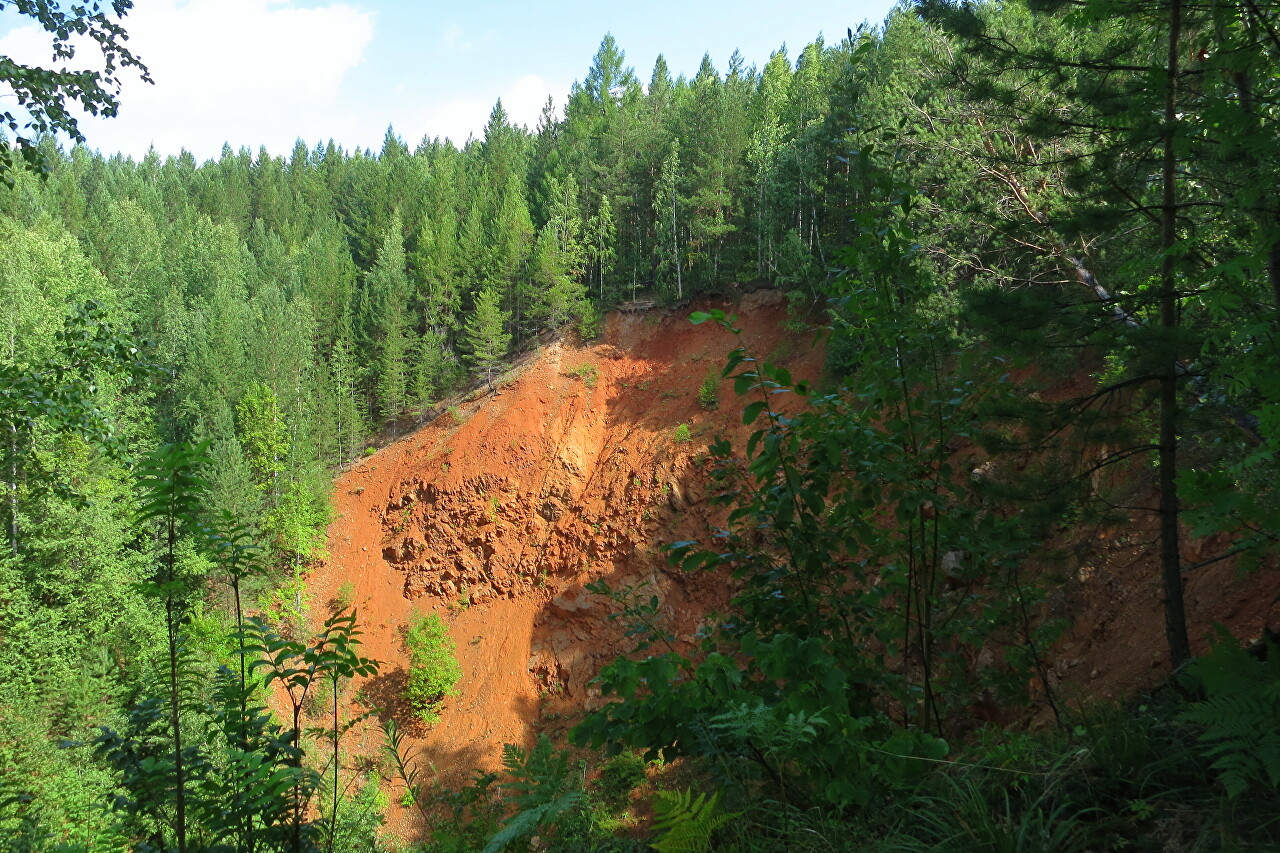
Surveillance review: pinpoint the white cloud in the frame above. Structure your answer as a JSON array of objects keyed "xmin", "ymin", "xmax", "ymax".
[
  {"xmin": 2, "ymin": 0, "xmax": 375, "ymax": 160},
  {"xmin": 0, "ymin": 3, "xmax": 566, "ymax": 159}
]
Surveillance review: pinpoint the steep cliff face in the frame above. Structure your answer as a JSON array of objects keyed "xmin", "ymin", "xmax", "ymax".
[{"xmin": 306, "ymin": 292, "xmax": 818, "ymax": 801}]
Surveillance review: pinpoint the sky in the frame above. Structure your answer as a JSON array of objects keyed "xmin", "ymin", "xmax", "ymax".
[{"xmin": 0, "ymin": 0, "xmax": 899, "ymax": 162}]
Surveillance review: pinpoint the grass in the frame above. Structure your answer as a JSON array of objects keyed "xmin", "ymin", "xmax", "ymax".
[{"xmin": 566, "ymin": 363, "xmax": 599, "ymax": 389}]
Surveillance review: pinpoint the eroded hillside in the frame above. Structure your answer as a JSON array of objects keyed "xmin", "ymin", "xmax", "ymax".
[
  {"xmin": 305, "ymin": 292, "xmax": 818, "ymax": 816},
  {"xmin": 305, "ymin": 294, "xmax": 1280, "ymax": 842}
]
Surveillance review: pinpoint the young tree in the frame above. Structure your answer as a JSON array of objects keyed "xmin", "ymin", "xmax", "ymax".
[
  {"xmin": 462, "ymin": 287, "xmax": 511, "ymax": 389},
  {"xmin": 654, "ymin": 140, "xmax": 685, "ymax": 301},
  {"xmin": 365, "ymin": 215, "xmax": 416, "ymax": 420},
  {"xmin": 235, "ymin": 382, "xmax": 287, "ymax": 495}
]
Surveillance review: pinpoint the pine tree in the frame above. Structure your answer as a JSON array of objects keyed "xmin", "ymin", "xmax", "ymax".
[
  {"xmin": 366, "ymin": 214, "xmax": 416, "ymax": 420},
  {"xmin": 462, "ymin": 286, "xmax": 511, "ymax": 389}
]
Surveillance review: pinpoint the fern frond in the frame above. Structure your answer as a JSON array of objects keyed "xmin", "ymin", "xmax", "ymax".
[
  {"xmin": 1182, "ymin": 637, "xmax": 1280, "ymax": 798},
  {"xmin": 651, "ymin": 788, "xmax": 738, "ymax": 853},
  {"xmin": 481, "ymin": 791, "xmax": 580, "ymax": 853}
]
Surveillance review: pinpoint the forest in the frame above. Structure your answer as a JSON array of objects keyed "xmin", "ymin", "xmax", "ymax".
[{"xmin": 3, "ymin": 0, "xmax": 1280, "ymax": 850}]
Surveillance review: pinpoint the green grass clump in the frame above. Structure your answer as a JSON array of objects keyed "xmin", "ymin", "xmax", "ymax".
[
  {"xmin": 672, "ymin": 423, "xmax": 692, "ymax": 443},
  {"xmin": 566, "ymin": 363, "xmax": 599, "ymax": 389}
]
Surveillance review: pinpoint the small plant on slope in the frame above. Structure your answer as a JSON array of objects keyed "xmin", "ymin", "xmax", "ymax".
[
  {"xmin": 404, "ymin": 610, "xmax": 462, "ymax": 724},
  {"xmin": 697, "ymin": 367, "xmax": 718, "ymax": 410},
  {"xmin": 650, "ymin": 788, "xmax": 736, "ymax": 853},
  {"xmin": 1181, "ymin": 630, "xmax": 1280, "ymax": 797}
]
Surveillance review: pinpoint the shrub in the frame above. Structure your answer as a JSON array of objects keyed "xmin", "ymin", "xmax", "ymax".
[
  {"xmin": 404, "ymin": 611, "xmax": 462, "ymax": 724},
  {"xmin": 697, "ymin": 368, "xmax": 718, "ymax": 410},
  {"xmin": 672, "ymin": 423, "xmax": 692, "ymax": 443},
  {"xmin": 596, "ymin": 751, "xmax": 648, "ymax": 806}
]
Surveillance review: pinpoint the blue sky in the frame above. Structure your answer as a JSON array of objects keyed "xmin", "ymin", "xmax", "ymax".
[{"xmin": 0, "ymin": 0, "xmax": 899, "ymax": 161}]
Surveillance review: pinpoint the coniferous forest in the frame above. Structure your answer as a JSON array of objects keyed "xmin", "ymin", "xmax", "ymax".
[{"xmin": 4, "ymin": 0, "xmax": 1280, "ymax": 850}]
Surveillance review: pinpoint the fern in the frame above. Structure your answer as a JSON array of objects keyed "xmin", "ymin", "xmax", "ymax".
[
  {"xmin": 1181, "ymin": 633, "xmax": 1280, "ymax": 797},
  {"xmin": 481, "ymin": 792, "xmax": 581, "ymax": 853},
  {"xmin": 650, "ymin": 788, "xmax": 737, "ymax": 853},
  {"xmin": 482, "ymin": 735, "xmax": 582, "ymax": 851},
  {"xmin": 500, "ymin": 734, "xmax": 572, "ymax": 809}
]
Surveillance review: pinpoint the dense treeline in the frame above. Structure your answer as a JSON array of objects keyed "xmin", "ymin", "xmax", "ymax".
[
  {"xmin": 5, "ymin": 0, "xmax": 1280, "ymax": 849},
  {"xmin": 0, "ymin": 26, "xmax": 877, "ymax": 847},
  {"xmin": 0, "ymin": 29, "xmax": 868, "ymax": 533}
]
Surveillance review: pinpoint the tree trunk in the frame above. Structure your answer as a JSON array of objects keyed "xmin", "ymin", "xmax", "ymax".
[{"xmin": 1159, "ymin": 0, "xmax": 1191, "ymax": 669}]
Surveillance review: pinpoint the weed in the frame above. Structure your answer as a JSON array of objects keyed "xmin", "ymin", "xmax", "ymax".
[
  {"xmin": 672, "ymin": 423, "xmax": 692, "ymax": 443},
  {"xmin": 566, "ymin": 363, "xmax": 599, "ymax": 389},
  {"xmin": 363, "ymin": 446, "xmax": 377, "ymax": 457}
]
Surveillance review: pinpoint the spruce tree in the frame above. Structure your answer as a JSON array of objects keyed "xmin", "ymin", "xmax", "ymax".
[{"xmin": 462, "ymin": 286, "xmax": 511, "ymax": 389}]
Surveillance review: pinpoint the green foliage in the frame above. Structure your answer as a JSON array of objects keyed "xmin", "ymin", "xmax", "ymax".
[
  {"xmin": 576, "ymin": 302, "xmax": 604, "ymax": 340},
  {"xmin": 671, "ymin": 423, "xmax": 692, "ymax": 443},
  {"xmin": 8, "ymin": 6, "xmax": 1280, "ymax": 848},
  {"xmin": 483, "ymin": 735, "xmax": 582, "ymax": 853},
  {"xmin": 596, "ymin": 752, "xmax": 648, "ymax": 806},
  {"xmin": 650, "ymin": 788, "xmax": 735, "ymax": 853},
  {"xmin": 1181, "ymin": 633, "xmax": 1280, "ymax": 798},
  {"xmin": 405, "ymin": 611, "xmax": 463, "ymax": 724},
  {"xmin": 566, "ymin": 363, "xmax": 599, "ymax": 389},
  {"xmin": 697, "ymin": 368, "xmax": 718, "ymax": 410},
  {"xmin": 463, "ymin": 287, "xmax": 512, "ymax": 387},
  {"xmin": 577, "ymin": 151, "xmax": 1049, "ymax": 814},
  {"xmin": 236, "ymin": 382, "xmax": 288, "ymax": 490},
  {"xmin": 0, "ymin": 2, "xmax": 149, "ymax": 181}
]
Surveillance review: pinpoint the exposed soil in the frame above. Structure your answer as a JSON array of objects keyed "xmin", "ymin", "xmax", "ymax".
[
  {"xmin": 304, "ymin": 292, "xmax": 1280, "ymax": 842},
  {"xmin": 307, "ymin": 291, "xmax": 819, "ymax": 838}
]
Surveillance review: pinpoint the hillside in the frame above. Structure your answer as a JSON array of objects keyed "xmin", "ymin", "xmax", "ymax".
[
  {"xmin": 304, "ymin": 293, "xmax": 817, "ymax": 820},
  {"xmin": 305, "ymin": 295, "xmax": 1280, "ymax": 842}
]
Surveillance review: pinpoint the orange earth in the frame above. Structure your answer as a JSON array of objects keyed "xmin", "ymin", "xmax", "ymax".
[{"xmin": 303, "ymin": 292, "xmax": 1280, "ymax": 842}]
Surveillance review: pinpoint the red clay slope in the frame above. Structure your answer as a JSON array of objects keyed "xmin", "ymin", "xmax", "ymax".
[
  {"xmin": 305, "ymin": 292, "xmax": 1280, "ymax": 841},
  {"xmin": 305, "ymin": 291, "xmax": 816, "ymax": 832}
]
